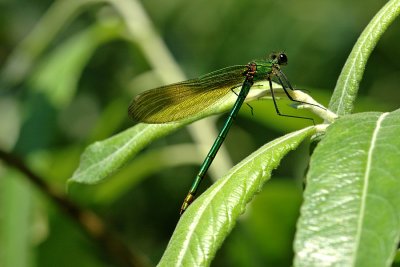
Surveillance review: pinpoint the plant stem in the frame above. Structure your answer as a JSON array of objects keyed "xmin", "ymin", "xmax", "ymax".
[{"xmin": 0, "ymin": 148, "xmax": 151, "ymax": 267}]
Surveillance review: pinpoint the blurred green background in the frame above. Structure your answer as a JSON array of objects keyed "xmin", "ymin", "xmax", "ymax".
[{"xmin": 0, "ymin": 0, "xmax": 399, "ymax": 266}]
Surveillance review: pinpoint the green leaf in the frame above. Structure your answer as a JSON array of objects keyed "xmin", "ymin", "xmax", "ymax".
[
  {"xmin": 328, "ymin": 0, "xmax": 400, "ymax": 116},
  {"xmin": 294, "ymin": 110, "xmax": 400, "ymax": 267},
  {"xmin": 69, "ymin": 91, "xmax": 245, "ymax": 184},
  {"xmin": 158, "ymin": 126, "xmax": 316, "ymax": 267},
  {"xmin": 69, "ymin": 123, "xmax": 178, "ymax": 184},
  {"xmin": 92, "ymin": 144, "xmax": 201, "ymax": 204}
]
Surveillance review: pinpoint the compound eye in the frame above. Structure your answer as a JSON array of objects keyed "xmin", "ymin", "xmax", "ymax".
[{"xmin": 278, "ymin": 53, "xmax": 288, "ymax": 65}]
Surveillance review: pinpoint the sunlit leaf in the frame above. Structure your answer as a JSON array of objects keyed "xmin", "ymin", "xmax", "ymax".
[
  {"xmin": 329, "ymin": 0, "xmax": 400, "ymax": 116},
  {"xmin": 294, "ymin": 110, "xmax": 400, "ymax": 267},
  {"xmin": 158, "ymin": 126, "xmax": 316, "ymax": 267}
]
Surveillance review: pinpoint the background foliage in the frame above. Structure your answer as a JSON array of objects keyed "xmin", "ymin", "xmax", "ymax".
[{"xmin": 1, "ymin": 0, "xmax": 400, "ymax": 266}]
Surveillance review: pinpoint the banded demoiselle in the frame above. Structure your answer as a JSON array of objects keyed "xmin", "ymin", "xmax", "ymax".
[{"xmin": 129, "ymin": 52, "xmax": 313, "ymax": 215}]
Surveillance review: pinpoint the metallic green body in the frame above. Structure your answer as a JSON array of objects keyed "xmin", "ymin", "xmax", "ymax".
[{"xmin": 128, "ymin": 52, "xmax": 289, "ymax": 214}]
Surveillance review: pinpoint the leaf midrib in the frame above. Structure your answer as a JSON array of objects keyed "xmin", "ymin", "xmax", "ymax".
[
  {"xmin": 351, "ymin": 112, "xmax": 388, "ymax": 266},
  {"xmin": 335, "ymin": 9, "xmax": 386, "ymax": 114},
  {"xmin": 176, "ymin": 126, "xmax": 314, "ymax": 266}
]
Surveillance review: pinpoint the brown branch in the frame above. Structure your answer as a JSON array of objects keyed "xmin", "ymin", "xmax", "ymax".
[{"xmin": 0, "ymin": 148, "xmax": 151, "ymax": 267}]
